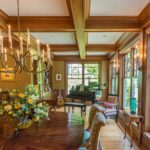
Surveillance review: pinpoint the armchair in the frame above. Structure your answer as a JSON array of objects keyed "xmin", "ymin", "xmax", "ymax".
[{"xmin": 95, "ymin": 94, "xmax": 119, "ymax": 122}]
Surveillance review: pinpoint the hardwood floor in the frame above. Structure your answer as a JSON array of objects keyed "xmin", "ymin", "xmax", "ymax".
[
  {"xmin": 101, "ymin": 119, "xmax": 139, "ymax": 150},
  {"xmin": 56, "ymin": 105, "xmax": 140, "ymax": 150}
]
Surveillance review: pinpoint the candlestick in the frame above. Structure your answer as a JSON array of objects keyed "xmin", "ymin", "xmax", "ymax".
[
  {"xmin": 4, "ymin": 48, "xmax": 7, "ymax": 62},
  {"xmin": 17, "ymin": 50, "xmax": 20, "ymax": 60},
  {"xmin": 37, "ymin": 39, "xmax": 40, "ymax": 55},
  {"xmin": 20, "ymin": 37, "xmax": 23, "ymax": 54},
  {"xmin": 27, "ymin": 28, "xmax": 30, "ymax": 46},
  {"xmin": 8, "ymin": 25, "xmax": 12, "ymax": 49},
  {"xmin": 0, "ymin": 35, "xmax": 3, "ymax": 53},
  {"xmin": 42, "ymin": 49, "xmax": 45, "ymax": 62},
  {"xmin": 47, "ymin": 44, "xmax": 51, "ymax": 60}
]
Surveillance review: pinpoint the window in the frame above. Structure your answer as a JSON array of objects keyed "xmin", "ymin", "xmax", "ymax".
[
  {"xmin": 123, "ymin": 52, "xmax": 132, "ymax": 111},
  {"xmin": 67, "ymin": 63, "xmax": 82, "ymax": 93},
  {"xmin": 67, "ymin": 63, "xmax": 99, "ymax": 93},
  {"xmin": 123, "ymin": 45, "xmax": 139, "ymax": 113},
  {"xmin": 110, "ymin": 62, "xmax": 118, "ymax": 95},
  {"xmin": 84, "ymin": 64, "xmax": 99, "ymax": 86}
]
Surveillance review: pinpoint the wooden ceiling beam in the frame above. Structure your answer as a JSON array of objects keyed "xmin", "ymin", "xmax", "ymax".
[
  {"xmin": 69, "ymin": 0, "xmax": 85, "ymax": 59},
  {"xmin": 0, "ymin": 10, "xmax": 8, "ymax": 30},
  {"xmin": 85, "ymin": 16, "xmax": 141, "ymax": 32},
  {"xmin": 41, "ymin": 44, "xmax": 116, "ymax": 52},
  {"xmin": 54, "ymin": 55, "xmax": 108, "ymax": 61},
  {"xmin": 50, "ymin": 44, "xmax": 78, "ymax": 52},
  {"xmin": 139, "ymin": 2, "xmax": 150, "ymax": 28},
  {"xmin": 86, "ymin": 44, "xmax": 116, "ymax": 52},
  {"xmin": 8, "ymin": 16, "xmax": 75, "ymax": 32}
]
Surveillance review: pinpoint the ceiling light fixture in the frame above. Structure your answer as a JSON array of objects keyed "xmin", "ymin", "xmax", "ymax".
[{"xmin": 0, "ymin": 0, "xmax": 51, "ymax": 74}]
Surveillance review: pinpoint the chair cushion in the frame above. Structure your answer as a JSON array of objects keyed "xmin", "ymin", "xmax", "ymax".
[
  {"xmin": 104, "ymin": 108, "xmax": 117, "ymax": 116},
  {"xmin": 79, "ymin": 147, "xmax": 87, "ymax": 150},
  {"xmin": 93, "ymin": 104, "xmax": 105, "ymax": 111},
  {"xmin": 82, "ymin": 130, "xmax": 90, "ymax": 144},
  {"xmin": 108, "ymin": 96, "xmax": 118, "ymax": 103}
]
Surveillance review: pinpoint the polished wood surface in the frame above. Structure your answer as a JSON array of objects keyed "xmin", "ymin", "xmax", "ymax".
[
  {"xmin": 122, "ymin": 110, "xmax": 143, "ymax": 147},
  {"xmin": 0, "ymin": 112, "xmax": 84, "ymax": 150}
]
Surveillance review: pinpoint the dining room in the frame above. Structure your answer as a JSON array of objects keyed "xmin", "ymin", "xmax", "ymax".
[{"xmin": 0, "ymin": 0, "xmax": 150, "ymax": 150}]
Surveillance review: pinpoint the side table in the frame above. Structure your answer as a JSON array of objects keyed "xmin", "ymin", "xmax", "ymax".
[{"xmin": 122, "ymin": 110, "xmax": 143, "ymax": 147}]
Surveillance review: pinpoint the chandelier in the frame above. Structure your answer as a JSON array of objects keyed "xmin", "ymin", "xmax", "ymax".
[{"xmin": 0, "ymin": 0, "xmax": 51, "ymax": 74}]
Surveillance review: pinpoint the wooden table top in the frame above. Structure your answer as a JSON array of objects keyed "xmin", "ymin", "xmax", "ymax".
[{"xmin": 0, "ymin": 112, "xmax": 84, "ymax": 150}]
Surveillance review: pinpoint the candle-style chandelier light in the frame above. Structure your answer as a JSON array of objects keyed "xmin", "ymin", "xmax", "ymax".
[{"xmin": 0, "ymin": 0, "xmax": 51, "ymax": 74}]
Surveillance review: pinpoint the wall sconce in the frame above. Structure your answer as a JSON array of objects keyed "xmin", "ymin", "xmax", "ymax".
[
  {"xmin": 113, "ymin": 58, "xmax": 119, "ymax": 74},
  {"xmin": 134, "ymin": 44, "xmax": 143, "ymax": 71}
]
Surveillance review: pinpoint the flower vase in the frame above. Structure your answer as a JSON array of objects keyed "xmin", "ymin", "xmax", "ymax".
[
  {"xmin": 130, "ymin": 97, "xmax": 137, "ymax": 114},
  {"xmin": 16, "ymin": 118, "xmax": 33, "ymax": 133}
]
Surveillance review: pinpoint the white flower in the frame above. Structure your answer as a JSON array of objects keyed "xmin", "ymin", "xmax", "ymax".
[
  {"xmin": 4, "ymin": 105, "xmax": 12, "ymax": 112},
  {"xmin": 37, "ymin": 103, "xmax": 43, "ymax": 108}
]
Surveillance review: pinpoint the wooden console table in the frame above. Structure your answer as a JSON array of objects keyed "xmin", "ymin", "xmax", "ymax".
[{"xmin": 122, "ymin": 110, "xmax": 144, "ymax": 147}]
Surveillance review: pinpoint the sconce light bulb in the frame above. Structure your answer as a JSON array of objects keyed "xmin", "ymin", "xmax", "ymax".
[{"xmin": 135, "ymin": 45, "xmax": 138, "ymax": 49}]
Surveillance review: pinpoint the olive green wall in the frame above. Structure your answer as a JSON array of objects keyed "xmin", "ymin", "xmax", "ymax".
[
  {"xmin": 0, "ymin": 56, "xmax": 31, "ymax": 91},
  {"xmin": 101, "ymin": 61, "xmax": 109, "ymax": 90},
  {"xmin": 52, "ymin": 60, "xmax": 109, "ymax": 91},
  {"xmin": 52, "ymin": 61, "xmax": 65, "ymax": 90}
]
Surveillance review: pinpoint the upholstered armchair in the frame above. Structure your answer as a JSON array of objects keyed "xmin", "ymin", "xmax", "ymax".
[
  {"xmin": 95, "ymin": 94, "xmax": 119, "ymax": 122},
  {"xmin": 80, "ymin": 113, "xmax": 106, "ymax": 150}
]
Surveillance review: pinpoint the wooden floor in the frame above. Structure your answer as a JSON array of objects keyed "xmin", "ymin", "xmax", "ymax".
[{"xmin": 56, "ymin": 105, "xmax": 140, "ymax": 150}]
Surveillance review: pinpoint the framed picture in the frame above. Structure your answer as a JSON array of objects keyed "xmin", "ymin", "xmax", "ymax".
[
  {"xmin": 56, "ymin": 74, "xmax": 61, "ymax": 81},
  {"xmin": 0, "ymin": 68, "xmax": 15, "ymax": 81}
]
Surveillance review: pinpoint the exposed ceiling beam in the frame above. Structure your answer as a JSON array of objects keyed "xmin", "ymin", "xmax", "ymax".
[
  {"xmin": 50, "ymin": 44, "xmax": 78, "ymax": 52},
  {"xmin": 54, "ymin": 55, "xmax": 108, "ymax": 61},
  {"xmin": 41, "ymin": 44, "xmax": 116, "ymax": 52},
  {"xmin": 86, "ymin": 44, "xmax": 116, "ymax": 52},
  {"xmin": 69, "ymin": 0, "xmax": 85, "ymax": 59},
  {"xmin": 85, "ymin": 16, "xmax": 141, "ymax": 32},
  {"xmin": 8, "ymin": 16, "xmax": 75, "ymax": 32},
  {"xmin": 139, "ymin": 2, "xmax": 150, "ymax": 28},
  {"xmin": 0, "ymin": 10, "xmax": 8, "ymax": 30}
]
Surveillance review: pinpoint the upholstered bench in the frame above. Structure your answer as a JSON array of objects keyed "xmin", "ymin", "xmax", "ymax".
[{"xmin": 64, "ymin": 102, "xmax": 86, "ymax": 116}]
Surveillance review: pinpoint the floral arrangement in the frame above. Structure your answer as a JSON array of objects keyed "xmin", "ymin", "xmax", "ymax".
[
  {"xmin": 25, "ymin": 84, "xmax": 39, "ymax": 99},
  {"xmin": 0, "ymin": 93, "xmax": 49, "ymax": 131}
]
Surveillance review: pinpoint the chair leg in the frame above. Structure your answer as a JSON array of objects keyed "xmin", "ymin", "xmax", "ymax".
[{"xmin": 116, "ymin": 116, "xmax": 118, "ymax": 123}]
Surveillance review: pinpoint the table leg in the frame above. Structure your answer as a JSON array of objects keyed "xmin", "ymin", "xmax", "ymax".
[
  {"xmin": 124, "ymin": 123, "xmax": 127, "ymax": 139},
  {"xmin": 130, "ymin": 123, "xmax": 133, "ymax": 147},
  {"xmin": 72, "ymin": 106, "xmax": 74, "ymax": 113},
  {"xmin": 64, "ymin": 106, "xmax": 66, "ymax": 112},
  {"xmin": 138, "ymin": 122, "xmax": 142, "ymax": 146},
  {"xmin": 68, "ymin": 106, "xmax": 70, "ymax": 113},
  {"xmin": 84, "ymin": 106, "xmax": 86, "ymax": 115},
  {"xmin": 81, "ymin": 107, "xmax": 82, "ymax": 116}
]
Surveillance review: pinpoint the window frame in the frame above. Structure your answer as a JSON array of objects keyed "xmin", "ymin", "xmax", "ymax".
[
  {"xmin": 123, "ymin": 45, "xmax": 139, "ymax": 113},
  {"xmin": 66, "ymin": 62, "xmax": 100, "ymax": 93}
]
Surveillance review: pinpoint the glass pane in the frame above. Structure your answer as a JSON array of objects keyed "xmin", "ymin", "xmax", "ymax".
[
  {"xmin": 123, "ymin": 78, "xmax": 131, "ymax": 111},
  {"xmin": 84, "ymin": 79, "xmax": 99, "ymax": 88},
  {"xmin": 84, "ymin": 64, "xmax": 99, "ymax": 79},
  {"xmin": 132, "ymin": 78, "xmax": 138, "ymax": 113},
  {"xmin": 67, "ymin": 79, "xmax": 82, "ymax": 93}
]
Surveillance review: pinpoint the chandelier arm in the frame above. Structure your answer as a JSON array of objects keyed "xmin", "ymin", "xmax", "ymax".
[
  {"xmin": 0, "ymin": 53, "xmax": 20, "ymax": 73},
  {"xmin": 23, "ymin": 54, "xmax": 50, "ymax": 73}
]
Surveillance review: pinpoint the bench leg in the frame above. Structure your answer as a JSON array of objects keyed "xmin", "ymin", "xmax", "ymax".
[
  {"xmin": 68, "ymin": 106, "xmax": 70, "ymax": 113},
  {"xmin": 64, "ymin": 106, "xmax": 66, "ymax": 112},
  {"xmin": 72, "ymin": 106, "xmax": 74, "ymax": 113}
]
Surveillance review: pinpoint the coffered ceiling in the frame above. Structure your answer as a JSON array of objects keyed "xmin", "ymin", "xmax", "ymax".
[
  {"xmin": 31, "ymin": 32, "xmax": 76, "ymax": 44},
  {"xmin": 88, "ymin": 32, "xmax": 123, "ymax": 44},
  {"xmin": 90, "ymin": 0, "xmax": 150, "ymax": 16},
  {"xmin": 0, "ymin": 0, "xmax": 150, "ymax": 60},
  {"xmin": 0, "ymin": 0, "xmax": 69, "ymax": 16}
]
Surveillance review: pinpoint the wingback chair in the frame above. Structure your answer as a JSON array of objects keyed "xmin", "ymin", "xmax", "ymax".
[
  {"xmin": 95, "ymin": 94, "xmax": 119, "ymax": 122},
  {"xmin": 80, "ymin": 113, "xmax": 106, "ymax": 150},
  {"xmin": 84, "ymin": 104, "xmax": 105, "ymax": 144}
]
